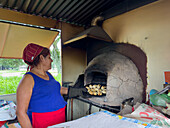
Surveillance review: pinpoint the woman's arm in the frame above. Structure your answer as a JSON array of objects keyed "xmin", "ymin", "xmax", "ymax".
[
  {"xmin": 16, "ymin": 74, "xmax": 34, "ymax": 128},
  {"xmin": 60, "ymin": 87, "xmax": 68, "ymax": 95}
]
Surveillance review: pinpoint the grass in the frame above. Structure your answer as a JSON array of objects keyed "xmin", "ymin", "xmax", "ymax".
[
  {"xmin": 0, "ymin": 71, "xmax": 62, "ymax": 95},
  {"xmin": 0, "ymin": 76, "xmax": 22, "ymax": 95}
]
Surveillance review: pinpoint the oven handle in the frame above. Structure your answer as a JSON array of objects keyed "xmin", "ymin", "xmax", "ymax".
[{"xmin": 75, "ymin": 96, "xmax": 120, "ymax": 113}]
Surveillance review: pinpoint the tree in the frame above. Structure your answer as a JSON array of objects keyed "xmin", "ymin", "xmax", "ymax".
[
  {"xmin": 51, "ymin": 33, "xmax": 61, "ymax": 74},
  {"xmin": 0, "ymin": 59, "xmax": 25, "ymax": 70}
]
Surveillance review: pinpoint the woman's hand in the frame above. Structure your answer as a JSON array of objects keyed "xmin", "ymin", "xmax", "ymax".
[{"xmin": 60, "ymin": 87, "xmax": 68, "ymax": 95}]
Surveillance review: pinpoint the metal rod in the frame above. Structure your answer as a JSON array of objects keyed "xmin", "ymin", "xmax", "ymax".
[
  {"xmin": 89, "ymin": 104, "xmax": 92, "ymax": 114},
  {"xmin": 75, "ymin": 97, "xmax": 120, "ymax": 113},
  {"xmin": 71, "ymin": 98, "xmax": 73, "ymax": 120},
  {"xmin": 0, "ymin": 19, "xmax": 60, "ymax": 32}
]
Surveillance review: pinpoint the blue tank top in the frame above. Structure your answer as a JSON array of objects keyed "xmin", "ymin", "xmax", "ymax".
[{"xmin": 26, "ymin": 72, "xmax": 67, "ymax": 122}]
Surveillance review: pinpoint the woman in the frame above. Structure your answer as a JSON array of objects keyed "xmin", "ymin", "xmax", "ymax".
[{"xmin": 16, "ymin": 43, "xmax": 68, "ymax": 128}]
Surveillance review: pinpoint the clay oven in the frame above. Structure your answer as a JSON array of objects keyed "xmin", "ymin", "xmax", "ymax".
[{"xmin": 64, "ymin": 26, "xmax": 147, "ymax": 106}]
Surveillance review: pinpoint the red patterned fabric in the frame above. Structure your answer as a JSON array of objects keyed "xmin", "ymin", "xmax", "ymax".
[
  {"xmin": 23, "ymin": 43, "xmax": 44, "ymax": 63},
  {"xmin": 32, "ymin": 106, "xmax": 66, "ymax": 128}
]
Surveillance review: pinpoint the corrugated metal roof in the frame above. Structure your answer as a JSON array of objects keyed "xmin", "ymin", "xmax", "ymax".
[{"xmin": 0, "ymin": 0, "xmax": 157, "ymax": 27}]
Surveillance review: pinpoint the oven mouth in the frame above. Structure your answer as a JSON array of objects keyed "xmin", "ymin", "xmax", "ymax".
[
  {"xmin": 85, "ymin": 71, "xmax": 107, "ymax": 85},
  {"xmin": 84, "ymin": 71, "xmax": 107, "ymax": 97}
]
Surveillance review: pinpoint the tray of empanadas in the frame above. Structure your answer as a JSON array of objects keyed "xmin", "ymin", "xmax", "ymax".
[{"xmin": 85, "ymin": 84, "xmax": 106, "ymax": 96}]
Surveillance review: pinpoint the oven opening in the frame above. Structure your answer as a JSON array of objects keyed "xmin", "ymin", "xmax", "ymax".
[
  {"xmin": 84, "ymin": 72, "xmax": 107, "ymax": 97},
  {"xmin": 87, "ymin": 72, "xmax": 107, "ymax": 85}
]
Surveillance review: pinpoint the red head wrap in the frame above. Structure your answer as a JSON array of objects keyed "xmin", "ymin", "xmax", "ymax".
[
  {"xmin": 23, "ymin": 43, "xmax": 44, "ymax": 63},
  {"xmin": 23, "ymin": 43, "xmax": 45, "ymax": 71}
]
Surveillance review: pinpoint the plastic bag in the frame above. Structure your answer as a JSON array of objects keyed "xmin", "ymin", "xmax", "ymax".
[
  {"xmin": 125, "ymin": 103, "xmax": 170, "ymax": 128},
  {"xmin": 0, "ymin": 102, "xmax": 16, "ymax": 121},
  {"xmin": 150, "ymin": 94, "xmax": 170, "ymax": 107}
]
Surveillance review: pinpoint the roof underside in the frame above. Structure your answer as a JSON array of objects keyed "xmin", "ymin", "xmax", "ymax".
[
  {"xmin": 0, "ymin": 0, "xmax": 157, "ymax": 27},
  {"xmin": 0, "ymin": 21, "xmax": 58, "ymax": 59},
  {"xmin": 0, "ymin": 0, "xmax": 157, "ymax": 59}
]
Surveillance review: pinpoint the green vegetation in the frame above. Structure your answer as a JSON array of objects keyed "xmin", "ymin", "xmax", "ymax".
[
  {"xmin": 0, "ymin": 73, "xmax": 62, "ymax": 95},
  {"xmin": 54, "ymin": 73, "xmax": 62, "ymax": 84},
  {"xmin": 0, "ymin": 33, "xmax": 62, "ymax": 95},
  {"xmin": 0, "ymin": 59, "xmax": 25, "ymax": 70},
  {"xmin": 51, "ymin": 33, "xmax": 61, "ymax": 74},
  {"xmin": 0, "ymin": 76, "xmax": 22, "ymax": 95}
]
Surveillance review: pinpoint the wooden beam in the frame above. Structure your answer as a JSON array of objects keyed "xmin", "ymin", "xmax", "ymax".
[
  {"xmin": 60, "ymin": 22, "xmax": 84, "ymax": 43},
  {"xmin": 0, "ymin": 8, "xmax": 58, "ymax": 28}
]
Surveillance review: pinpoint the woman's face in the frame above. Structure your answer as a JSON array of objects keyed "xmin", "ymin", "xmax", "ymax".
[{"xmin": 43, "ymin": 54, "xmax": 53, "ymax": 70}]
